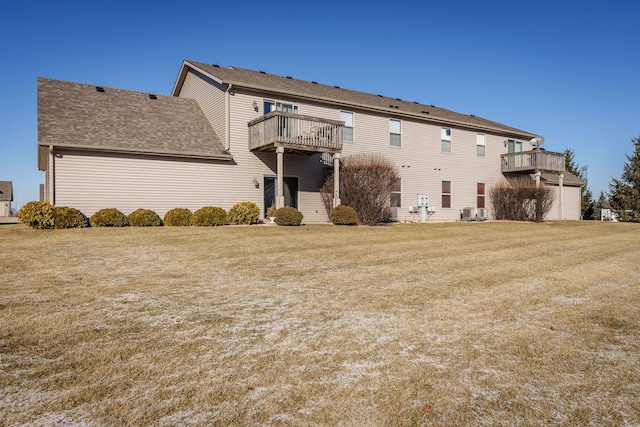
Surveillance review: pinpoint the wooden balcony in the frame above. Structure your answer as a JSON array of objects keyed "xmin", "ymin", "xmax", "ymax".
[
  {"xmin": 501, "ymin": 150, "xmax": 565, "ymax": 173},
  {"xmin": 248, "ymin": 111, "xmax": 343, "ymax": 155}
]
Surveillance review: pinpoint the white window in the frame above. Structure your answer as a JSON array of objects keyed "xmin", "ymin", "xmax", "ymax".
[
  {"xmin": 390, "ymin": 178, "xmax": 401, "ymax": 207},
  {"xmin": 477, "ymin": 133, "xmax": 486, "ymax": 157},
  {"xmin": 441, "ymin": 127, "xmax": 452, "ymax": 153},
  {"xmin": 341, "ymin": 111, "xmax": 354, "ymax": 142},
  {"xmin": 390, "ymin": 119, "xmax": 401, "ymax": 147}
]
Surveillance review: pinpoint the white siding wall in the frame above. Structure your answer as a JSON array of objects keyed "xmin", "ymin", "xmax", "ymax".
[
  {"xmin": 179, "ymin": 70, "xmax": 227, "ymax": 144},
  {"xmin": 1, "ymin": 201, "xmax": 9, "ymax": 217},
  {"xmin": 546, "ymin": 185, "xmax": 582, "ymax": 220},
  {"xmin": 54, "ymin": 151, "xmax": 239, "ymax": 216}
]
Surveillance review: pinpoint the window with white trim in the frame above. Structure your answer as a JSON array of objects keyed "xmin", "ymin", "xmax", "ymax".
[
  {"xmin": 390, "ymin": 119, "xmax": 401, "ymax": 147},
  {"xmin": 442, "ymin": 180, "xmax": 452, "ymax": 208},
  {"xmin": 477, "ymin": 183, "xmax": 485, "ymax": 208},
  {"xmin": 341, "ymin": 111, "xmax": 354, "ymax": 142},
  {"xmin": 390, "ymin": 178, "xmax": 401, "ymax": 207},
  {"xmin": 441, "ymin": 127, "xmax": 452, "ymax": 153},
  {"xmin": 477, "ymin": 133, "xmax": 486, "ymax": 157}
]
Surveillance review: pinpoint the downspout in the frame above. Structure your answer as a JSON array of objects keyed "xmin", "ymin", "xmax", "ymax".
[
  {"xmin": 48, "ymin": 145, "xmax": 54, "ymax": 204},
  {"xmin": 225, "ymin": 84, "xmax": 233, "ymax": 151}
]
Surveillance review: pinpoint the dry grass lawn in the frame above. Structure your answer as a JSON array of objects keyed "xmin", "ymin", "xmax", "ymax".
[{"xmin": 1, "ymin": 221, "xmax": 639, "ymax": 426}]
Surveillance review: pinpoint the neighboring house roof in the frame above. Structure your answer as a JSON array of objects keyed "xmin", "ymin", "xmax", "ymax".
[
  {"xmin": 38, "ymin": 78, "xmax": 231, "ymax": 170},
  {"xmin": 0, "ymin": 181, "xmax": 12, "ymax": 201},
  {"xmin": 175, "ymin": 60, "xmax": 541, "ymax": 141}
]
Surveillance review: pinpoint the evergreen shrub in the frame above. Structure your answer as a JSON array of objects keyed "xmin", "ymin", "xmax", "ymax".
[
  {"xmin": 18, "ymin": 201, "xmax": 56, "ymax": 229},
  {"xmin": 128, "ymin": 208, "xmax": 162, "ymax": 227},
  {"xmin": 164, "ymin": 208, "xmax": 193, "ymax": 226},
  {"xmin": 192, "ymin": 206, "xmax": 227, "ymax": 226},
  {"xmin": 275, "ymin": 206, "xmax": 303, "ymax": 226},
  {"xmin": 90, "ymin": 208, "xmax": 130, "ymax": 227},
  {"xmin": 54, "ymin": 207, "xmax": 90, "ymax": 229},
  {"xmin": 227, "ymin": 201, "xmax": 260, "ymax": 225},
  {"xmin": 331, "ymin": 205, "xmax": 358, "ymax": 225}
]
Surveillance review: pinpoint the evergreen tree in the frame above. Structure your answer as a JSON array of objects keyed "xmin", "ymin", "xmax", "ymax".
[
  {"xmin": 563, "ymin": 148, "xmax": 595, "ymax": 219},
  {"xmin": 608, "ymin": 135, "xmax": 640, "ymax": 222}
]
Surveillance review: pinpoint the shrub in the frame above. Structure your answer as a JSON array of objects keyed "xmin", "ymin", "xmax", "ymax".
[
  {"xmin": 17, "ymin": 201, "xmax": 56, "ymax": 229},
  {"xmin": 320, "ymin": 153, "xmax": 399, "ymax": 225},
  {"xmin": 192, "ymin": 206, "xmax": 227, "ymax": 226},
  {"xmin": 90, "ymin": 208, "xmax": 129, "ymax": 227},
  {"xmin": 332, "ymin": 205, "xmax": 358, "ymax": 225},
  {"xmin": 228, "ymin": 201, "xmax": 260, "ymax": 225},
  {"xmin": 128, "ymin": 208, "xmax": 162, "ymax": 227},
  {"xmin": 54, "ymin": 207, "xmax": 89, "ymax": 229},
  {"xmin": 490, "ymin": 179, "xmax": 554, "ymax": 222},
  {"xmin": 164, "ymin": 208, "xmax": 193, "ymax": 226},
  {"xmin": 275, "ymin": 206, "xmax": 303, "ymax": 226}
]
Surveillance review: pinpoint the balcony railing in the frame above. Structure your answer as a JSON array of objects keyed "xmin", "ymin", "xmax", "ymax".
[
  {"xmin": 501, "ymin": 150, "xmax": 565, "ymax": 173},
  {"xmin": 248, "ymin": 111, "xmax": 343, "ymax": 154}
]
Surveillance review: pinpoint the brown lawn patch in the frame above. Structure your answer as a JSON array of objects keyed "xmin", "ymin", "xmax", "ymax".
[{"xmin": 1, "ymin": 221, "xmax": 639, "ymax": 425}]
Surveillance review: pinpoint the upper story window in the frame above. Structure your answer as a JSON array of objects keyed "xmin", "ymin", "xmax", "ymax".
[
  {"xmin": 477, "ymin": 133, "xmax": 486, "ymax": 157},
  {"xmin": 441, "ymin": 127, "xmax": 452, "ymax": 153},
  {"xmin": 390, "ymin": 119, "xmax": 401, "ymax": 147},
  {"xmin": 263, "ymin": 100, "xmax": 298, "ymax": 114},
  {"xmin": 341, "ymin": 111, "xmax": 354, "ymax": 142}
]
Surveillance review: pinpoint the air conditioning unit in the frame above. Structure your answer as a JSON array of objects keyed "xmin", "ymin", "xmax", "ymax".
[
  {"xmin": 407, "ymin": 206, "xmax": 418, "ymax": 214},
  {"xmin": 462, "ymin": 207, "xmax": 476, "ymax": 221},
  {"xmin": 477, "ymin": 208, "xmax": 488, "ymax": 220}
]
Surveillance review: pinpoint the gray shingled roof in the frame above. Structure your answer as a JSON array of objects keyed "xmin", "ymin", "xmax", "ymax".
[
  {"xmin": 540, "ymin": 171, "xmax": 585, "ymax": 187},
  {"xmin": 38, "ymin": 78, "xmax": 230, "ymax": 170},
  {"xmin": 0, "ymin": 181, "xmax": 13, "ymax": 201},
  {"xmin": 180, "ymin": 60, "xmax": 541, "ymax": 140}
]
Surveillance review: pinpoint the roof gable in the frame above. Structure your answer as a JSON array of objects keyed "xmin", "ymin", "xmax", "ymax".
[
  {"xmin": 38, "ymin": 78, "xmax": 230, "ymax": 170},
  {"xmin": 178, "ymin": 60, "xmax": 540, "ymax": 140}
]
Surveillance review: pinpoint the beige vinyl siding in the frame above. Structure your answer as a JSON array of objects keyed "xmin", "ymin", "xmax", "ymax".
[
  {"xmin": 54, "ymin": 150, "xmax": 240, "ymax": 217},
  {"xmin": 179, "ymin": 70, "xmax": 227, "ymax": 146},
  {"xmin": 546, "ymin": 184, "xmax": 582, "ymax": 220}
]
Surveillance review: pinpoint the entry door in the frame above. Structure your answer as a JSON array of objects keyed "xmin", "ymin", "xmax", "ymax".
[
  {"xmin": 507, "ymin": 139, "xmax": 523, "ymax": 168},
  {"xmin": 264, "ymin": 176, "xmax": 299, "ymax": 214}
]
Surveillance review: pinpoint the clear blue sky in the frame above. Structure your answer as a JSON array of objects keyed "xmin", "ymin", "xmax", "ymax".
[{"xmin": 2, "ymin": 0, "xmax": 639, "ymax": 209}]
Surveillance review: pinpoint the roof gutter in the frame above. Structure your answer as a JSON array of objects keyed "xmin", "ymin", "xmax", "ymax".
[
  {"xmin": 225, "ymin": 83, "xmax": 232, "ymax": 151},
  {"xmin": 38, "ymin": 143, "xmax": 234, "ymax": 161}
]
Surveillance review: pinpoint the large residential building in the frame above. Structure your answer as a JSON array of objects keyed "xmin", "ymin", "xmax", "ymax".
[{"xmin": 37, "ymin": 60, "xmax": 583, "ymax": 222}]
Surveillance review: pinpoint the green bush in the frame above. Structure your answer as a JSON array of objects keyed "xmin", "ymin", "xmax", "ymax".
[
  {"xmin": 90, "ymin": 208, "xmax": 129, "ymax": 227},
  {"xmin": 54, "ymin": 207, "xmax": 90, "ymax": 229},
  {"xmin": 332, "ymin": 205, "xmax": 358, "ymax": 225},
  {"xmin": 164, "ymin": 208, "xmax": 193, "ymax": 226},
  {"xmin": 18, "ymin": 201, "xmax": 56, "ymax": 229},
  {"xmin": 192, "ymin": 206, "xmax": 227, "ymax": 226},
  {"xmin": 275, "ymin": 206, "xmax": 303, "ymax": 226},
  {"xmin": 128, "ymin": 208, "xmax": 162, "ymax": 227},
  {"xmin": 227, "ymin": 201, "xmax": 260, "ymax": 225}
]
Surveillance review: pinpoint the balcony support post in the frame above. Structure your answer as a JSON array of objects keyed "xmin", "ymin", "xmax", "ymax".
[
  {"xmin": 535, "ymin": 171, "xmax": 541, "ymax": 188},
  {"xmin": 333, "ymin": 153, "xmax": 341, "ymax": 208},
  {"xmin": 558, "ymin": 173, "xmax": 564, "ymax": 220},
  {"xmin": 276, "ymin": 146, "xmax": 285, "ymax": 209}
]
